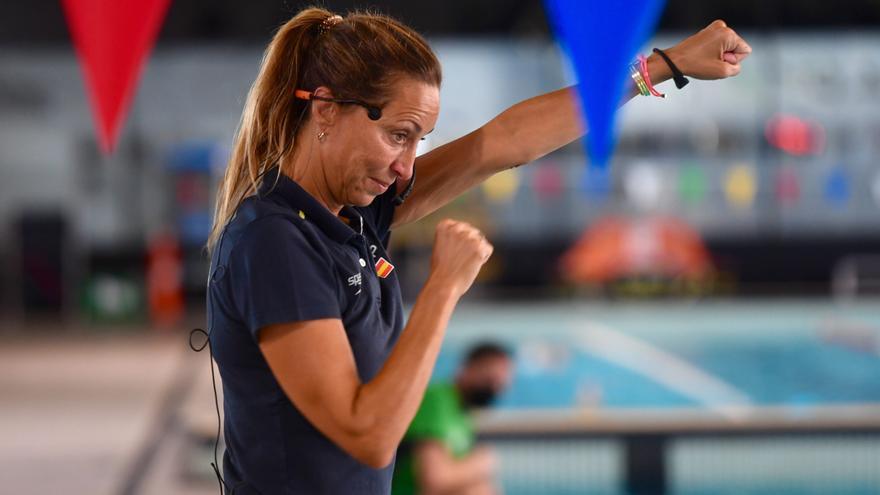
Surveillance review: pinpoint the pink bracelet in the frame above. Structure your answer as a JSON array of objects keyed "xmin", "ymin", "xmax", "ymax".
[{"xmin": 638, "ymin": 54, "xmax": 665, "ymax": 98}]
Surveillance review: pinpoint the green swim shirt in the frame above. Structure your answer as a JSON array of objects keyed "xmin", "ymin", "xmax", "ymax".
[{"xmin": 391, "ymin": 382, "xmax": 474, "ymax": 495}]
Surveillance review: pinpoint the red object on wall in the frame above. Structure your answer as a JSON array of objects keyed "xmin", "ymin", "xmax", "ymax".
[
  {"xmin": 764, "ymin": 114, "xmax": 826, "ymax": 157},
  {"xmin": 62, "ymin": 0, "xmax": 171, "ymax": 153},
  {"xmin": 774, "ymin": 166, "xmax": 801, "ymax": 205},
  {"xmin": 146, "ymin": 231, "xmax": 184, "ymax": 329}
]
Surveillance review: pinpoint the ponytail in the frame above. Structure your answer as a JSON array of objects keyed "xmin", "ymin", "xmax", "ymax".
[{"xmin": 208, "ymin": 7, "xmax": 330, "ymax": 251}]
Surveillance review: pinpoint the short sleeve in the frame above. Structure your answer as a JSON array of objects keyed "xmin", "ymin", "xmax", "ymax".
[{"xmin": 227, "ymin": 215, "xmax": 341, "ymax": 340}]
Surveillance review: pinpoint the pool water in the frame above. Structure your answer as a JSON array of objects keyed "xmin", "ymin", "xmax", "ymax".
[{"xmin": 433, "ymin": 301, "xmax": 880, "ymax": 409}]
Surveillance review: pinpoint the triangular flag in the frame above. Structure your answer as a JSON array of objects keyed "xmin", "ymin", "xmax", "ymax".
[
  {"xmin": 544, "ymin": 0, "xmax": 665, "ymax": 171},
  {"xmin": 62, "ymin": 0, "xmax": 171, "ymax": 154}
]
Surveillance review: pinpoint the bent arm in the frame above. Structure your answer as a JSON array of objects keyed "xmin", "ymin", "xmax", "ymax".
[
  {"xmin": 259, "ymin": 278, "xmax": 459, "ymax": 468},
  {"xmin": 477, "ymin": 52, "xmax": 675, "ymax": 172},
  {"xmin": 393, "ymin": 20, "xmax": 751, "ymax": 228},
  {"xmin": 391, "ymin": 54, "xmax": 670, "ymax": 228}
]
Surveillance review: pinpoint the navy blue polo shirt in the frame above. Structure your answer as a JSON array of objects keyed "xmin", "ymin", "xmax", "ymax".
[{"xmin": 207, "ymin": 169, "xmax": 405, "ymax": 494}]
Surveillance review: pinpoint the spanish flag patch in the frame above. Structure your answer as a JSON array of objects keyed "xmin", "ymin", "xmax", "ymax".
[{"xmin": 374, "ymin": 257, "xmax": 394, "ymax": 279}]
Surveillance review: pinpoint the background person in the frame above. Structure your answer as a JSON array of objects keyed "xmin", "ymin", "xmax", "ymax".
[{"xmin": 393, "ymin": 342, "xmax": 513, "ymax": 495}]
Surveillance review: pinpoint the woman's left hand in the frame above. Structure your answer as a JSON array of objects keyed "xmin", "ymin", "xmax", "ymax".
[{"xmin": 662, "ymin": 19, "xmax": 752, "ymax": 80}]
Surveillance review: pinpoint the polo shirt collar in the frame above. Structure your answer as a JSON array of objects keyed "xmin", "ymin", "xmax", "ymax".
[{"xmin": 259, "ymin": 170, "xmax": 363, "ymax": 244}]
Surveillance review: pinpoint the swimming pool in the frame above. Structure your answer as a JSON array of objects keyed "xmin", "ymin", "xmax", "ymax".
[
  {"xmin": 434, "ymin": 300, "xmax": 880, "ymax": 409},
  {"xmin": 429, "ymin": 300, "xmax": 880, "ymax": 495}
]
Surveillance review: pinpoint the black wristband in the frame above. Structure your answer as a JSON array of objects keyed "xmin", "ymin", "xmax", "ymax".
[{"xmin": 653, "ymin": 48, "xmax": 689, "ymax": 90}]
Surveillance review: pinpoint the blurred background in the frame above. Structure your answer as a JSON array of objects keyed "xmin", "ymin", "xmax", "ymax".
[{"xmin": 2, "ymin": 0, "xmax": 880, "ymax": 494}]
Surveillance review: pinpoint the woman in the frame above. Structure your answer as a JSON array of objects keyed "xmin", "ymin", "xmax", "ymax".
[{"xmin": 206, "ymin": 7, "xmax": 750, "ymax": 494}]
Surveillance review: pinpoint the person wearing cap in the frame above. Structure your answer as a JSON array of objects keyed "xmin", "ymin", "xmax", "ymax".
[{"xmin": 206, "ymin": 7, "xmax": 750, "ymax": 494}]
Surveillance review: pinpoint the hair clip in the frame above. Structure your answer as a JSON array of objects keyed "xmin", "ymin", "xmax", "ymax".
[{"xmin": 319, "ymin": 15, "xmax": 343, "ymax": 35}]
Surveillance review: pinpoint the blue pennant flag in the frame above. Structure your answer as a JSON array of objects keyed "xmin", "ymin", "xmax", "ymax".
[{"xmin": 544, "ymin": 0, "xmax": 666, "ymax": 172}]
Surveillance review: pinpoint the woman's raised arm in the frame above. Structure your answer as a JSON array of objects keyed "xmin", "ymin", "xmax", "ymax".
[{"xmin": 392, "ymin": 20, "xmax": 751, "ymax": 229}]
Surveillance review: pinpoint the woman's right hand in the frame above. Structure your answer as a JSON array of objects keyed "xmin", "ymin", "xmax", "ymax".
[
  {"xmin": 428, "ymin": 219, "xmax": 493, "ymax": 298},
  {"xmin": 663, "ymin": 20, "xmax": 751, "ymax": 80}
]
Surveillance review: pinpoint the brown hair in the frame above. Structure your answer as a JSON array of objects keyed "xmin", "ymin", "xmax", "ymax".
[{"xmin": 208, "ymin": 7, "xmax": 442, "ymax": 251}]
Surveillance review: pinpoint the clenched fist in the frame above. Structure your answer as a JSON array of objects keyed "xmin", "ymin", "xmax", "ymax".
[
  {"xmin": 428, "ymin": 219, "xmax": 493, "ymax": 298},
  {"xmin": 662, "ymin": 19, "xmax": 752, "ymax": 80}
]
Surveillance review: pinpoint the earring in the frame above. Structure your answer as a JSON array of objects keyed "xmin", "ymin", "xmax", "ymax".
[{"xmin": 317, "ymin": 130, "xmax": 326, "ymax": 142}]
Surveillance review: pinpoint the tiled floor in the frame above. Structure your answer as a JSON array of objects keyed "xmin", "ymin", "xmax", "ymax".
[{"xmin": 0, "ymin": 324, "xmax": 220, "ymax": 495}]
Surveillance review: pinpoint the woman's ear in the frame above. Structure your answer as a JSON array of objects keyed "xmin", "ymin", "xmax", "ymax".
[{"xmin": 310, "ymin": 86, "xmax": 338, "ymax": 129}]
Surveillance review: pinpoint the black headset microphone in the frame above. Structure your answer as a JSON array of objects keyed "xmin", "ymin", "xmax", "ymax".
[
  {"xmin": 294, "ymin": 89, "xmax": 415, "ymax": 206},
  {"xmin": 392, "ymin": 169, "xmax": 416, "ymax": 206}
]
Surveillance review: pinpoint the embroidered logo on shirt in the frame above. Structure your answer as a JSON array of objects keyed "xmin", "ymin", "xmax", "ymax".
[
  {"xmin": 374, "ymin": 257, "xmax": 394, "ymax": 279},
  {"xmin": 347, "ymin": 273, "xmax": 362, "ymax": 294}
]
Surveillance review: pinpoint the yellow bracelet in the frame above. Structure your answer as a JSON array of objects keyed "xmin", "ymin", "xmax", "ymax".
[{"xmin": 629, "ymin": 62, "xmax": 650, "ymax": 97}]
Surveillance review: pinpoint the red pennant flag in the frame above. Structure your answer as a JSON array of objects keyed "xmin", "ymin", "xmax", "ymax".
[{"xmin": 62, "ymin": 0, "xmax": 171, "ymax": 154}]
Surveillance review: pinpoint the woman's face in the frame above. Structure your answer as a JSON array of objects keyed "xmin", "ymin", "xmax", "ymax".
[{"xmin": 324, "ymin": 78, "xmax": 440, "ymax": 207}]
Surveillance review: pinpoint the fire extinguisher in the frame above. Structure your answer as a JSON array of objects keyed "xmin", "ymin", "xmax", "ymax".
[{"xmin": 146, "ymin": 230, "xmax": 184, "ymax": 328}]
